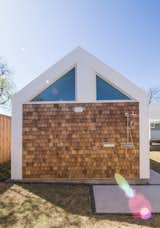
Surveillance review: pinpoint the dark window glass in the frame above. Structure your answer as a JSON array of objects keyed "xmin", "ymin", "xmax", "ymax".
[
  {"xmin": 151, "ymin": 122, "xmax": 160, "ymax": 130},
  {"xmin": 32, "ymin": 68, "xmax": 75, "ymax": 101},
  {"xmin": 96, "ymin": 75, "xmax": 130, "ymax": 100}
]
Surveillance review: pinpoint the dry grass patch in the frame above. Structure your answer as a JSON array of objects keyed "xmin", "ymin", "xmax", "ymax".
[
  {"xmin": 150, "ymin": 151, "xmax": 160, "ymax": 174},
  {"xmin": 0, "ymin": 155, "xmax": 160, "ymax": 227},
  {"xmin": 150, "ymin": 152, "xmax": 160, "ymax": 163},
  {"xmin": 0, "ymin": 182, "xmax": 160, "ymax": 228}
]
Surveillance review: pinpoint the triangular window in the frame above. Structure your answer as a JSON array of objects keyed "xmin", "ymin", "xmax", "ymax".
[
  {"xmin": 96, "ymin": 75, "xmax": 130, "ymax": 100},
  {"xmin": 32, "ymin": 68, "xmax": 75, "ymax": 101}
]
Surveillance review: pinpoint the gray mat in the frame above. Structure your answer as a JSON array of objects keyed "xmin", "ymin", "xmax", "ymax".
[
  {"xmin": 149, "ymin": 170, "xmax": 160, "ymax": 184},
  {"xmin": 93, "ymin": 185, "xmax": 160, "ymax": 213},
  {"xmin": 92, "ymin": 170, "xmax": 160, "ymax": 214}
]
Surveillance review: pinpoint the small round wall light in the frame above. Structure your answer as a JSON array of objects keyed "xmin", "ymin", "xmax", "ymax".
[{"xmin": 73, "ymin": 106, "xmax": 84, "ymax": 113}]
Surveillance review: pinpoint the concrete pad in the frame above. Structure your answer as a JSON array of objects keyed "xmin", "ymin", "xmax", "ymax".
[
  {"xmin": 149, "ymin": 169, "xmax": 160, "ymax": 184},
  {"xmin": 93, "ymin": 185, "xmax": 160, "ymax": 213}
]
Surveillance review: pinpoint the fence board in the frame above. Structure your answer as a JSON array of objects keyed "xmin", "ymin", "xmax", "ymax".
[{"xmin": 0, "ymin": 114, "xmax": 11, "ymax": 163}]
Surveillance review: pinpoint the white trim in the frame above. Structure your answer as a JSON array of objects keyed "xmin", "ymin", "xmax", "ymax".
[
  {"xmin": 76, "ymin": 54, "xmax": 96, "ymax": 101},
  {"xmin": 30, "ymin": 64, "xmax": 77, "ymax": 102},
  {"xmin": 11, "ymin": 47, "xmax": 149, "ymax": 180},
  {"xmin": 24, "ymin": 100, "xmax": 137, "ymax": 104},
  {"xmin": 150, "ymin": 119, "xmax": 160, "ymax": 122},
  {"xmin": 75, "ymin": 65, "xmax": 78, "ymax": 101},
  {"xmin": 139, "ymin": 100, "xmax": 150, "ymax": 179},
  {"xmin": 13, "ymin": 47, "xmax": 146, "ymax": 103},
  {"xmin": 11, "ymin": 98, "xmax": 22, "ymax": 179},
  {"xmin": 96, "ymin": 73, "xmax": 134, "ymax": 100},
  {"xmin": 79, "ymin": 47, "xmax": 146, "ymax": 102},
  {"xmin": 0, "ymin": 113, "xmax": 11, "ymax": 117}
]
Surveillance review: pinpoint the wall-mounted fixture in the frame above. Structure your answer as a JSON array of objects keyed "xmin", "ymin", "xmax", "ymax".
[
  {"xmin": 125, "ymin": 112, "xmax": 137, "ymax": 117},
  {"xmin": 103, "ymin": 143, "xmax": 115, "ymax": 148},
  {"xmin": 121, "ymin": 142, "xmax": 134, "ymax": 148},
  {"xmin": 73, "ymin": 106, "xmax": 84, "ymax": 113},
  {"xmin": 124, "ymin": 111, "xmax": 136, "ymax": 152}
]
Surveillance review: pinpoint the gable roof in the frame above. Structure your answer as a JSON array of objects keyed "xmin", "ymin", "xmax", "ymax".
[{"xmin": 13, "ymin": 47, "xmax": 147, "ymax": 104}]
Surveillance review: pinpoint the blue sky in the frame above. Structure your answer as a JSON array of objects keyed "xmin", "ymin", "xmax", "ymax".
[{"xmin": 0, "ymin": 0, "xmax": 160, "ymax": 92}]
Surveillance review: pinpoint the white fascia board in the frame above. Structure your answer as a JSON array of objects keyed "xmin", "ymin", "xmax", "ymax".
[
  {"xmin": 13, "ymin": 46, "xmax": 147, "ymax": 104},
  {"xmin": 77, "ymin": 47, "xmax": 147, "ymax": 102},
  {"xmin": 13, "ymin": 47, "xmax": 84, "ymax": 104},
  {"xmin": 11, "ymin": 96, "xmax": 22, "ymax": 179},
  {"xmin": 139, "ymin": 100, "xmax": 150, "ymax": 179}
]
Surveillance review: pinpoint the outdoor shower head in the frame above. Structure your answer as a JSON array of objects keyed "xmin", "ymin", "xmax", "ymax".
[
  {"xmin": 125, "ymin": 112, "xmax": 129, "ymax": 117},
  {"xmin": 131, "ymin": 111, "xmax": 137, "ymax": 117},
  {"xmin": 124, "ymin": 112, "xmax": 137, "ymax": 117}
]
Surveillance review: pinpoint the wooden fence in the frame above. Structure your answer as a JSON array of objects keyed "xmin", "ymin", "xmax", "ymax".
[{"xmin": 0, "ymin": 114, "xmax": 11, "ymax": 163}]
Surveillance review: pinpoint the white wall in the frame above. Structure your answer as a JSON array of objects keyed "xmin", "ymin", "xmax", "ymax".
[
  {"xmin": 139, "ymin": 100, "xmax": 150, "ymax": 179},
  {"xmin": 149, "ymin": 103, "xmax": 160, "ymax": 120},
  {"xmin": 149, "ymin": 103, "xmax": 160, "ymax": 141}
]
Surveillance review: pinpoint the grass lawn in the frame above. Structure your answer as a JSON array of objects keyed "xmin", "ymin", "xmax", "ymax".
[{"xmin": 0, "ymin": 160, "xmax": 160, "ymax": 227}]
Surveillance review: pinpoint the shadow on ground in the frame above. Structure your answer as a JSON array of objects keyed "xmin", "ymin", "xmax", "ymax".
[
  {"xmin": 0, "ymin": 161, "xmax": 10, "ymax": 181},
  {"xmin": 17, "ymin": 183, "xmax": 160, "ymax": 227},
  {"xmin": 0, "ymin": 161, "xmax": 12, "ymax": 194},
  {"xmin": 0, "ymin": 159, "xmax": 160, "ymax": 227}
]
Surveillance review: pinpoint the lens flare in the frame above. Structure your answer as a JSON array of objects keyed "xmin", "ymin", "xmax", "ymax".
[
  {"xmin": 114, "ymin": 173, "xmax": 152, "ymax": 220},
  {"xmin": 128, "ymin": 193, "xmax": 152, "ymax": 220},
  {"xmin": 140, "ymin": 207, "xmax": 151, "ymax": 219},
  {"xmin": 114, "ymin": 173, "xmax": 135, "ymax": 198},
  {"xmin": 52, "ymin": 87, "xmax": 58, "ymax": 94}
]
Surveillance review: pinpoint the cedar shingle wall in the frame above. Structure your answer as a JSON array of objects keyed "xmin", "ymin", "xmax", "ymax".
[{"xmin": 23, "ymin": 102, "xmax": 139, "ymax": 179}]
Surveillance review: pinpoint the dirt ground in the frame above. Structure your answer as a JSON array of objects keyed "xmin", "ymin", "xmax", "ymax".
[
  {"xmin": 1, "ymin": 182, "xmax": 160, "ymax": 228},
  {"xmin": 0, "ymin": 154, "xmax": 160, "ymax": 228}
]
